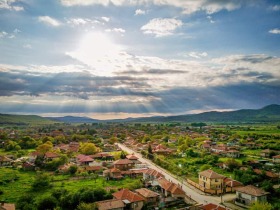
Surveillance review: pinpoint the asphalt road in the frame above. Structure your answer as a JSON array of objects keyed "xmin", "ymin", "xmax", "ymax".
[{"xmin": 117, "ymin": 143, "xmax": 237, "ymax": 208}]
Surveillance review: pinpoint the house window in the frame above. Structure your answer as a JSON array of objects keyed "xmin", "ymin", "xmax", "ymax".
[{"xmin": 252, "ymin": 196, "xmax": 255, "ymax": 200}]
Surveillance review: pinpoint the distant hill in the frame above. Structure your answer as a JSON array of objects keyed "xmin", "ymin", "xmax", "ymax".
[
  {"xmin": 0, "ymin": 114, "xmax": 57, "ymax": 126},
  {"xmin": 1, "ymin": 104, "xmax": 280, "ymax": 125},
  {"xmin": 122, "ymin": 104, "xmax": 280, "ymax": 123},
  {"xmin": 47, "ymin": 116, "xmax": 101, "ymax": 123}
]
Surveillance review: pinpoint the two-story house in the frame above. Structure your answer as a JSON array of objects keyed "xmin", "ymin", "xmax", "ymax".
[{"xmin": 199, "ymin": 169, "xmax": 225, "ymax": 194}]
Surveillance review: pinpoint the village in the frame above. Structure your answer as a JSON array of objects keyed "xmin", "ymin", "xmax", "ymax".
[{"xmin": 0, "ymin": 123, "xmax": 279, "ymax": 210}]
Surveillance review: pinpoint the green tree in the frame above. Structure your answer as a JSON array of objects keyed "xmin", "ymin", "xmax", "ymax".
[
  {"xmin": 109, "ymin": 136, "xmax": 118, "ymax": 144},
  {"xmin": 32, "ymin": 173, "xmax": 51, "ymax": 190},
  {"xmin": 225, "ymin": 159, "xmax": 240, "ymax": 172},
  {"xmin": 200, "ymin": 164, "xmax": 212, "ymax": 171},
  {"xmin": 120, "ymin": 151, "xmax": 126, "ymax": 159},
  {"xmin": 68, "ymin": 165, "xmax": 78, "ymax": 175},
  {"xmin": 37, "ymin": 141, "xmax": 53, "ymax": 154},
  {"xmin": 37, "ymin": 196, "xmax": 57, "ymax": 210},
  {"xmin": 80, "ymin": 142, "xmax": 100, "ymax": 155},
  {"xmin": 76, "ymin": 202, "xmax": 97, "ymax": 210},
  {"xmin": 19, "ymin": 136, "xmax": 37, "ymax": 149},
  {"xmin": 249, "ymin": 202, "xmax": 272, "ymax": 210},
  {"xmin": 17, "ymin": 194, "xmax": 36, "ymax": 210}
]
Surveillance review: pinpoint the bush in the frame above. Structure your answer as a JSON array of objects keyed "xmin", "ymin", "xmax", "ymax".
[
  {"xmin": 37, "ymin": 196, "xmax": 57, "ymax": 210},
  {"xmin": 32, "ymin": 173, "xmax": 51, "ymax": 190}
]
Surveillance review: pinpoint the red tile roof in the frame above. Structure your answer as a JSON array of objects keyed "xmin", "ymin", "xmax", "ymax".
[
  {"xmin": 143, "ymin": 169, "xmax": 164, "ymax": 178},
  {"xmin": 135, "ymin": 188, "xmax": 159, "ymax": 198},
  {"xmin": 44, "ymin": 152, "xmax": 60, "ymax": 159},
  {"xmin": 273, "ymin": 154, "xmax": 280, "ymax": 159},
  {"xmin": 253, "ymin": 169, "xmax": 278, "ymax": 178},
  {"xmin": 126, "ymin": 154, "xmax": 138, "ymax": 160},
  {"xmin": 236, "ymin": 185, "xmax": 269, "ymax": 196},
  {"xmin": 79, "ymin": 156, "xmax": 94, "ymax": 162},
  {"xmin": 113, "ymin": 189, "xmax": 144, "ymax": 202},
  {"xmin": 199, "ymin": 170, "xmax": 225, "ymax": 179},
  {"xmin": 201, "ymin": 203, "xmax": 226, "ymax": 210},
  {"xmin": 113, "ymin": 159, "xmax": 134, "ymax": 165},
  {"xmin": 157, "ymin": 177, "xmax": 185, "ymax": 195},
  {"xmin": 224, "ymin": 178, "xmax": 243, "ymax": 187},
  {"xmin": 96, "ymin": 199, "xmax": 125, "ymax": 210}
]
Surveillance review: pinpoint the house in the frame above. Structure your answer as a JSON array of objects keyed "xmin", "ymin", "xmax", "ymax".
[
  {"xmin": 199, "ymin": 170, "xmax": 225, "ymax": 194},
  {"xmin": 253, "ymin": 169, "xmax": 279, "ymax": 181},
  {"xmin": 235, "ymin": 185, "xmax": 269, "ymax": 207},
  {"xmin": 260, "ymin": 149, "xmax": 272, "ymax": 158},
  {"xmin": 157, "ymin": 177, "xmax": 185, "ymax": 198},
  {"xmin": 0, "ymin": 155, "xmax": 13, "ymax": 166},
  {"xmin": 91, "ymin": 153, "xmax": 114, "ymax": 161},
  {"xmin": 272, "ymin": 154, "xmax": 280, "ymax": 163},
  {"xmin": 226, "ymin": 150, "xmax": 240, "ymax": 158},
  {"xmin": 211, "ymin": 144, "xmax": 228, "ymax": 154},
  {"xmin": 0, "ymin": 203, "xmax": 16, "ymax": 210},
  {"xmin": 84, "ymin": 165, "xmax": 104, "ymax": 174},
  {"xmin": 96, "ymin": 199, "xmax": 125, "ymax": 210},
  {"xmin": 126, "ymin": 154, "xmax": 140, "ymax": 164},
  {"xmin": 103, "ymin": 168, "xmax": 123, "ymax": 180},
  {"xmin": 201, "ymin": 143, "xmax": 211, "ymax": 151},
  {"xmin": 44, "ymin": 152, "xmax": 60, "ymax": 161},
  {"xmin": 22, "ymin": 161, "xmax": 35, "ymax": 171},
  {"xmin": 28, "ymin": 151, "xmax": 41, "ymax": 163},
  {"xmin": 152, "ymin": 144, "xmax": 174, "ymax": 155},
  {"xmin": 224, "ymin": 178, "xmax": 243, "ymax": 192},
  {"xmin": 76, "ymin": 154, "xmax": 94, "ymax": 166},
  {"xmin": 143, "ymin": 169, "xmax": 164, "ymax": 181},
  {"xmin": 112, "ymin": 189, "xmax": 144, "ymax": 210},
  {"xmin": 135, "ymin": 188, "xmax": 160, "ymax": 206},
  {"xmin": 113, "ymin": 159, "xmax": 135, "ymax": 171},
  {"xmin": 58, "ymin": 163, "xmax": 74, "ymax": 174}
]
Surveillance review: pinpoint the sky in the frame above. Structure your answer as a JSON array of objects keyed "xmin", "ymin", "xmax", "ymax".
[{"xmin": 0, "ymin": 0, "xmax": 280, "ymax": 119}]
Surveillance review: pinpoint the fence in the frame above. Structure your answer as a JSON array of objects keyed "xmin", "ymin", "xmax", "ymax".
[{"xmin": 186, "ymin": 179, "xmax": 224, "ymax": 195}]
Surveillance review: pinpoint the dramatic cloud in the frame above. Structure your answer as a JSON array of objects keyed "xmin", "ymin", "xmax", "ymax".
[
  {"xmin": 1, "ymin": 52, "xmax": 280, "ymax": 116},
  {"xmin": 269, "ymin": 28, "xmax": 280, "ymax": 34},
  {"xmin": 141, "ymin": 18, "xmax": 183, "ymax": 37},
  {"xmin": 59, "ymin": 0, "xmax": 244, "ymax": 14},
  {"xmin": 38, "ymin": 16, "xmax": 61, "ymax": 27},
  {"xmin": 117, "ymin": 69, "xmax": 188, "ymax": 75},
  {"xmin": 135, "ymin": 9, "xmax": 146, "ymax": 15}
]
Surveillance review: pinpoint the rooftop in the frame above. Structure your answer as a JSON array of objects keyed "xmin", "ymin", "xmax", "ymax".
[
  {"xmin": 236, "ymin": 185, "xmax": 269, "ymax": 196},
  {"xmin": 96, "ymin": 199, "xmax": 125, "ymax": 210},
  {"xmin": 199, "ymin": 169, "xmax": 225, "ymax": 179},
  {"xmin": 113, "ymin": 189, "xmax": 144, "ymax": 202}
]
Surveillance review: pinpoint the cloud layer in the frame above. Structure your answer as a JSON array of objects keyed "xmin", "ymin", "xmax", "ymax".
[{"xmin": 1, "ymin": 53, "xmax": 279, "ymax": 115}]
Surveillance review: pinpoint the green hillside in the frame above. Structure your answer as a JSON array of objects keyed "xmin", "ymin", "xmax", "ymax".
[
  {"xmin": 0, "ymin": 114, "xmax": 58, "ymax": 126},
  {"xmin": 121, "ymin": 104, "xmax": 280, "ymax": 123}
]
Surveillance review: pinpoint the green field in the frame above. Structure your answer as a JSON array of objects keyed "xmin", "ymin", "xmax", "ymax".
[{"xmin": 0, "ymin": 168, "xmax": 142, "ymax": 203}]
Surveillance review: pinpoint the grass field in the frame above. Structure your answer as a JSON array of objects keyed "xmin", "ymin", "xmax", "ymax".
[{"xmin": 0, "ymin": 167, "xmax": 142, "ymax": 203}]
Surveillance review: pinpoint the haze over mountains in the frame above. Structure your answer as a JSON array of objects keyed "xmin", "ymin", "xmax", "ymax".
[{"xmin": 1, "ymin": 104, "xmax": 280, "ymax": 125}]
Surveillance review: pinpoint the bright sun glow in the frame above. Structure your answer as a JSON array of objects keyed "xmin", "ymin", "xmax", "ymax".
[{"xmin": 66, "ymin": 32, "xmax": 125, "ymax": 75}]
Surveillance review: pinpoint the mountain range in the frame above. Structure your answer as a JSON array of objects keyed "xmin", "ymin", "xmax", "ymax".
[{"xmin": 1, "ymin": 104, "xmax": 280, "ymax": 125}]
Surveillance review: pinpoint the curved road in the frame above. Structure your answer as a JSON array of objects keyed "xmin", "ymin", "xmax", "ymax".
[{"xmin": 117, "ymin": 143, "xmax": 236, "ymax": 208}]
